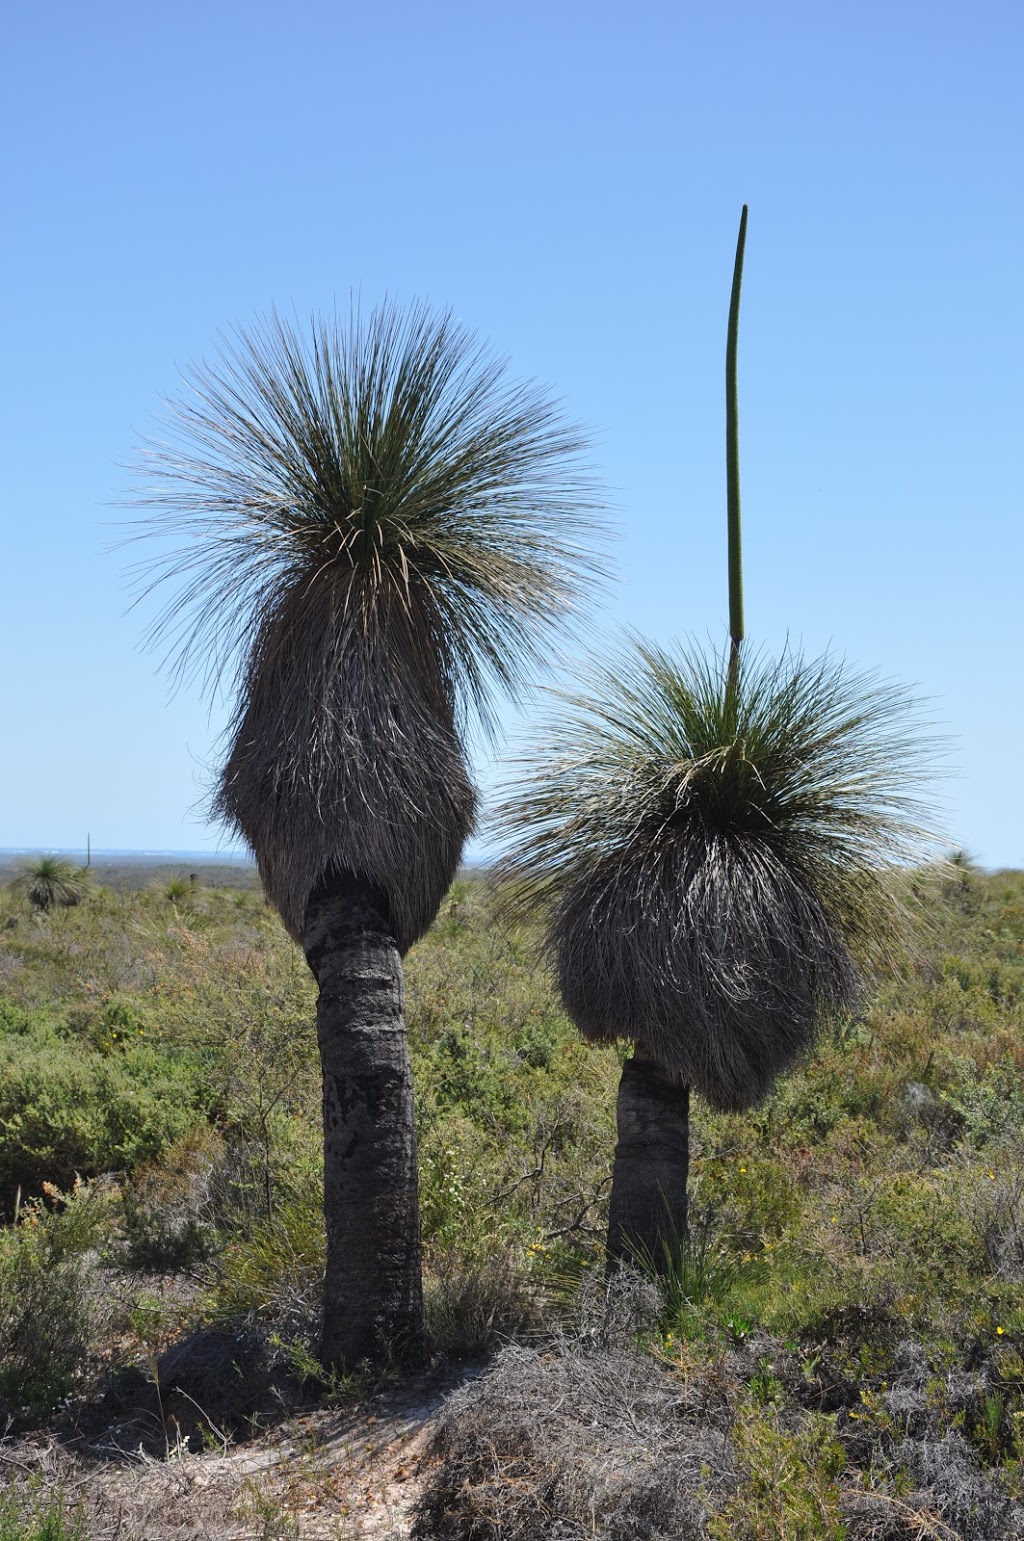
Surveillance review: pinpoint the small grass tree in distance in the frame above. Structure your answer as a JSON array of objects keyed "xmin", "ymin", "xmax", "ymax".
[
  {"xmin": 129, "ymin": 302, "xmax": 605, "ymax": 1368},
  {"xmin": 10, "ymin": 856, "xmax": 86, "ymax": 914},
  {"xmin": 495, "ymin": 209, "xmax": 943, "ymax": 1267}
]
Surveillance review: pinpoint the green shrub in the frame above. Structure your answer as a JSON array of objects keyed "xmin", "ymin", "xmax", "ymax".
[
  {"xmin": 82, "ymin": 996, "xmax": 152, "ymax": 1053},
  {"xmin": 948, "ymin": 1056, "xmax": 1024, "ymax": 1147},
  {"xmin": 0, "ymin": 1019, "xmax": 210, "ymax": 1203},
  {"xmin": 424, "ymin": 1023, "xmax": 530, "ymax": 1132},
  {"xmin": 706, "ymin": 1403, "xmax": 847, "ymax": 1541},
  {"xmin": 623, "ymin": 1203, "xmax": 763, "ymax": 1342},
  {"xmin": 119, "ymin": 1126, "xmax": 227, "ymax": 1272},
  {"xmin": 0, "ymin": 1181, "xmax": 113, "ymax": 1419},
  {"xmin": 419, "ymin": 1132, "xmax": 473, "ymax": 1251},
  {"xmin": 424, "ymin": 1247, "xmax": 545, "ymax": 1360},
  {"xmin": 0, "ymin": 1484, "xmax": 86, "ymax": 1541},
  {"xmin": 0, "ymin": 1001, "xmax": 36, "ymax": 1035},
  {"xmin": 695, "ymin": 1146, "xmax": 800, "ymax": 1244},
  {"xmin": 203, "ymin": 1190, "xmax": 324, "ymax": 1340}
]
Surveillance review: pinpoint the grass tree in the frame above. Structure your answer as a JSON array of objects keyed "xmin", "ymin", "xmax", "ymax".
[
  {"xmin": 9, "ymin": 855, "xmax": 86, "ymax": 914},
  {"xmin": 496, "ymin": 211, "xmax": 942, "ymax": 1266},
  {"xmin": 496, "ymin": 641, "xmax": 939, "ymax": 1262},
  {"xmin": 130, "ymin": 302, "xmax": 603, "ymax": 1368}
]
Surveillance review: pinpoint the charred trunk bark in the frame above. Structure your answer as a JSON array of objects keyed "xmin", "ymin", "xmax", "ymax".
[
  {"xmin": 606, "ymin": 1048, "xmax": 690, "ymax": 1268},
  {"xmin": 302, "ymin": 870, "xmax": 424, "ymax": 1371}
]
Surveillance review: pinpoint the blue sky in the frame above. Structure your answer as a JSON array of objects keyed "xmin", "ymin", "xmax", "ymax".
[{"xmin": 2, "ymin": 0, "xmax": 1021, "ymax": 865}]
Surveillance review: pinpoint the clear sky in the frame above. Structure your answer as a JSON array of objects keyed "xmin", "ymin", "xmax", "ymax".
[{"xmin": 2, "ymin": 0, "xmax": 1021, "ymax": 865}]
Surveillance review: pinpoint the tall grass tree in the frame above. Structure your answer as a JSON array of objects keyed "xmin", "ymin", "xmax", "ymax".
[{"xmin": 129, "ymin": 302, "xmax": 604, "ymax": 1367}]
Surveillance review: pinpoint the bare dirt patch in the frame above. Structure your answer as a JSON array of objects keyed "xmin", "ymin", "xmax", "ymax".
[{"xmin": 1, "ymin": 1373, "xmax": 473, "ymax": 1539}]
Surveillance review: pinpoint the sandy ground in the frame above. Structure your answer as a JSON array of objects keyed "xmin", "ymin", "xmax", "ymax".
[{"xmin": 0, "ymin": 1377, "xmax": 470, "ymax": 1540}]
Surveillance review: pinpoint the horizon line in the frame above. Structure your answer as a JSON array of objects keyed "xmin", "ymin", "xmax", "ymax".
[{"xmin": 0, "ymin": 846, "xmax": 254, "ymax": 863}]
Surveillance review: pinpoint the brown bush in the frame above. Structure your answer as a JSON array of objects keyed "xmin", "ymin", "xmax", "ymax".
[{"xmin": 412, "ymin": 1336, "xmax": 736, "ymax": 1540}]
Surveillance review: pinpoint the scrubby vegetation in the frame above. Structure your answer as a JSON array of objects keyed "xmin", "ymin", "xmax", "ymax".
[{"xmin": 2, "ymin": 861, "xmax": 1024, "ymax": 1536}]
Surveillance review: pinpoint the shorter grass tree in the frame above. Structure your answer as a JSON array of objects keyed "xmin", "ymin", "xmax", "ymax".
[
  {"xmin": 496, "ymin": 639, "xmax": 941, "ymax": 1262},
  {"xmin": 495, "ymin": 209, "xmax": 943, "ymax": 1265}
]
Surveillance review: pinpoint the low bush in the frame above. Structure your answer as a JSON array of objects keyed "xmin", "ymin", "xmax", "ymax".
[
  {"xmin": 0, "ymin": 1484, "xmax": 86, "ymax": 1541},
  {"xmin": 0, "ymin": 1181, "xmax": 114, "ymax": 1420},
  {"xmin": 0, "ymin": 1014, "xmax": 211, "ymax": 1206},
  {"xmin": 707, "ymin": 1401, "xmax": 846, "ymax": 1541},
  {"xmin": 423, "ymin": 1247, "xmax": 546, "ymax": 1361},
  {"xmin": 412, "ymin": 1329, "xmax": 737, "ymax": 1539},
  {"xmin": 118, "ymin": 1125, "xmax": 226, "ymax": 1272},
  {"xmin": 202, "ymin": 1189, "xmax": 324, "ymax": 1347},
  {"xmin": 842, "ymin": 1433, "xmax": 1024, "ymax": 1540}
]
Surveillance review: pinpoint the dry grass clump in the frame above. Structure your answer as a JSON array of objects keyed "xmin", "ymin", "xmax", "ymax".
[
  {"xmin": 843, "ymin": 1437, "xmax": 1024, "ymax": 1540},
  {"xmin": 23, "ymin": 1313, "xmax": 1023, "ymax": 1541},
  {"xmin": 411, "ymin": 1334, "xmax": 736, "ymax": 1539},
  {"xmin": 832, "ymin": 1340, "xmax": 1024, "ymax": 1540},
  {"xmin": 840, "ymin": 1487, "xmax": 963, "ymax": 1540},
  {"xmin": 423, "ymin": 1251, "xmax": 549, "ymax": 1362}
]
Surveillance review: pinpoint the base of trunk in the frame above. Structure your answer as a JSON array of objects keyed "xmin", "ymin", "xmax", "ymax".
[
  {"xmin": 606, "ymin": 1049, "xmax": 690, "ymax": 1269},
  {"xmin": 303, "ymin": 870, "xmax": 425, "ymax": 1371}
]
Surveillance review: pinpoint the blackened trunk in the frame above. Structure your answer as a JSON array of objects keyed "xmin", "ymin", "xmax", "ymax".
[
  {"xmin": 302, "ymin": 871, "xmax": 424, "ymax": 1371},
  {"xmin": 606, "ymin": 1048, "xmax": 690, "ymax": 1268}
]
